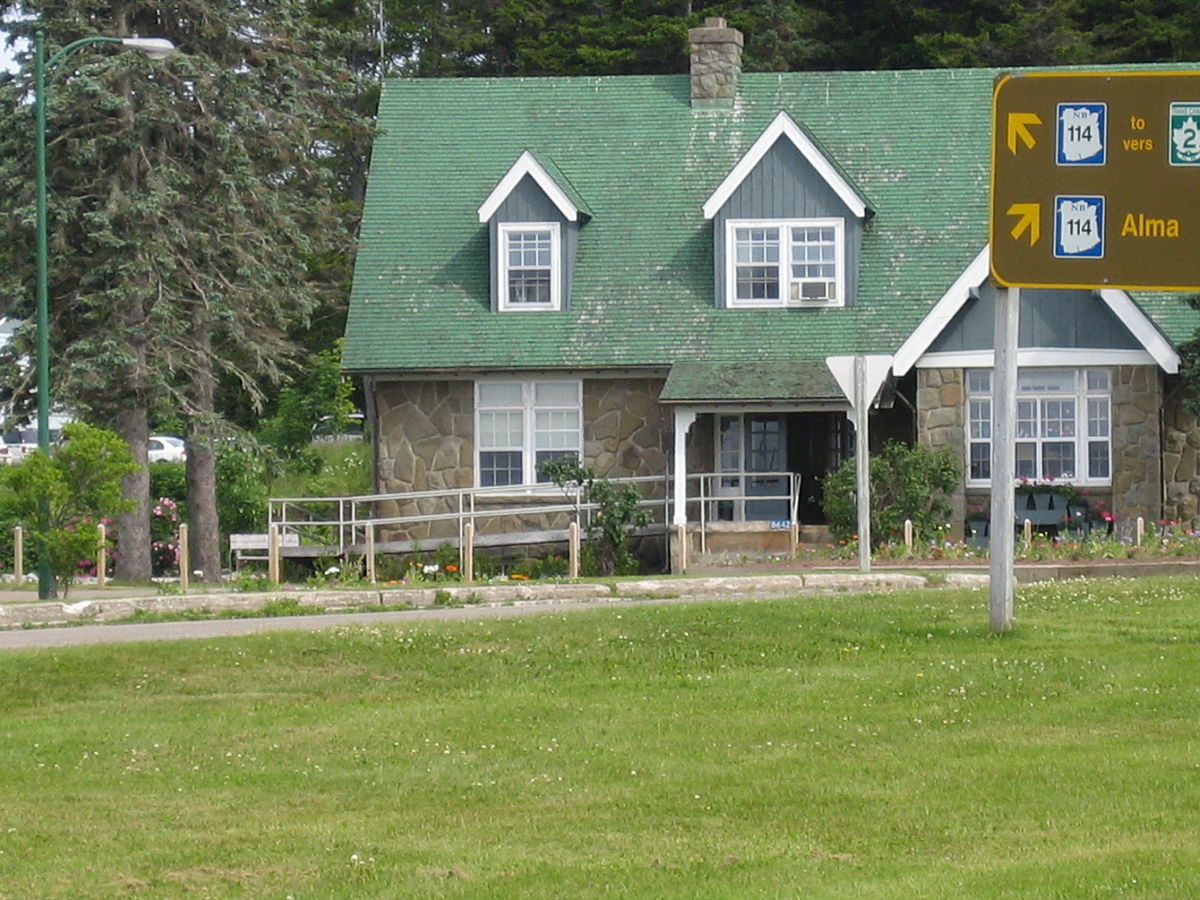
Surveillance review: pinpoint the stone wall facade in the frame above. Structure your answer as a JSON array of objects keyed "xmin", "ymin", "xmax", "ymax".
[
  {"xmin": 371, "ymin": 376, "xmax": 669, "ymax": 545},
  {"xmin": 1110, "ymin": 366, "xmax": 1161, "ymax": 521},
  {"xmin": 917, "ymin": 365, "xmax": 1170, "ymax": 534},
  {"xmin": 376, "ymin": 380, "xmax": 475, "ymax": 493},
  {"xmin": 916, "ymin": 368, "xmax": 969, "ymax": 535},
  {"xmin": 583, "ymin": 378, "xmax": 669, "ymax": 479},
  {"xmin": 1160, "ymin": 377, "xmax": 1200, "ymax": 526}
]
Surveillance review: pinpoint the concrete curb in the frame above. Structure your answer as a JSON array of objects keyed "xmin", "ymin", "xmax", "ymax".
[{"xmin": 0, "ymin": 571, "xmax": 995, "ymax": 630}]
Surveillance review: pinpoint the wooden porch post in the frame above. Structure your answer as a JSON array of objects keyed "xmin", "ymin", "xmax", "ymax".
[{"xmin": 671, "ymin": 408, "xmax": 697, "ymax": 573}]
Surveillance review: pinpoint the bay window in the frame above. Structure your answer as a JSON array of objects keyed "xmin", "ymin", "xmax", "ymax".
[{"xmin": 966, "ymin": 368, "xmax": 1111, "ymax": 485}]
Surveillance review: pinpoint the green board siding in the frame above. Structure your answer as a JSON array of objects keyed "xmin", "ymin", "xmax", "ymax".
[{"xmin": 928, "ymin": 288, "xmax": 1142, "ymax": 353}]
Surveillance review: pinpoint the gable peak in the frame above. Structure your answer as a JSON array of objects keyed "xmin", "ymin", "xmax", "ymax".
[
  {"xmin": 702, "ymin": 111, "xmax": 870, "ymax": 220},
  {"xmin": 478, "ymin": 150, "xmax": 583, "ymax": 224}
]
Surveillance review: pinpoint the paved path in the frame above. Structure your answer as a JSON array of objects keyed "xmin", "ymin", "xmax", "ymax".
[
  {"xmin": 4, "ymin": 558, "xmax": 1197, "ymax": 652},
  {"xmin": 0, "ymin": 594, "xmax": 745, "ymax": 651}
]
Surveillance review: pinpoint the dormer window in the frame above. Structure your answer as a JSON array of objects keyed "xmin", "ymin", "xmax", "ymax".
[
  {"xmin": 703, "ymin": 112, "xmax": 869, "ymax": 311},
  {"xmin": 500, "ymin": 223, "xmax": 560, "ymax": 310},
  {"xmin": 727, "ymin": 218, "xmax": 844, "ymax": 307},
  {"xmin": 478, "ymin": 151, "xmax": 590, "ymax": 314}
]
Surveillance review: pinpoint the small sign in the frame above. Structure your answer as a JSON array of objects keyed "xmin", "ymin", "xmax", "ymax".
[
  {"xmin": 1053, "ymin": 195, "xmax": 1105, "ymax": 258},
  {"xmin": 1056, "ymin": 102, "xmax": 1106, "ymax": 165},
  {"xmin": 1169, "ymin": 102, "xmax": 1200, "ymax": 165},
  {"xmin": 769, "ymin": 519, "xmax": 792, "ymax": 530}
]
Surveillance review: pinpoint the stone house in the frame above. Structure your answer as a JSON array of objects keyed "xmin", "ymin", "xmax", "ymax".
[{"xmin": 341, "ymin": 18, "xmax": 1200, "ymax": 559}]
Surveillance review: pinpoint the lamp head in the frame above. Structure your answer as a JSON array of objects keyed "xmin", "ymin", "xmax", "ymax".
[{"xmin": 120, "ymin": 37, "xmax": 177, "ymax": 60}]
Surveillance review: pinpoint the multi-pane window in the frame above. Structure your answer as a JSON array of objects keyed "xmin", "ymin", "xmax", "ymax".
[
  {"xmin": 499, "ymin": 223, "xmax": 560, "ymax": 310},
  {"xmin": 966, "ymin": 368, "xmax": 1111, "ymax": 484},
  {"xmin": 476, "ymin": 380, "xmax": 581, "ymax": 486},
  {"xmin": 733, "ymin": 228, "xmax": 781, "ymax": 300},
  {"xmin": 728, "ymin": 218, "xmax": 843, "ymax": 307},
  {"xmin": 790, "ymin": 226, "xmax": 838, "ymax": 301}
]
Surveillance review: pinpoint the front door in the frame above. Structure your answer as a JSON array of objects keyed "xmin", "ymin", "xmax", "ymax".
[{"xmin": 714, "ymin": 414, "xmax": 790, "ymax": 522}]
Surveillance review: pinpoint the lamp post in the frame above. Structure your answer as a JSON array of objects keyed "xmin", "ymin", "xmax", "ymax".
[{"xmin": 33, "ymin": 31, "xmax": 176, "ymax": 599}]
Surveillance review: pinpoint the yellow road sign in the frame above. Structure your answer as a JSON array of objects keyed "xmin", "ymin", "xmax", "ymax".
[{"xmin": 991, "ymin": 71, "xmax": 1200, "ymax": 290}]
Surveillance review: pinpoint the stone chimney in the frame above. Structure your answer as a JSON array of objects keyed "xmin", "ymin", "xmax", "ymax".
[{"xmin": 689, "ymin": 17, "xmax": 743, "ymax": 108}]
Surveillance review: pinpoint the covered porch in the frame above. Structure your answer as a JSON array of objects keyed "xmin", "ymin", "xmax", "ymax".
[{"xmin": 662, "ymin": 360, "xmax": 857, "ymax": 565}]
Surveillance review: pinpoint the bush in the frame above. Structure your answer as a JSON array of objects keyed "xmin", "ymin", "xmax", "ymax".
[
  {"xmin": 0, "ymin": 423, "xmax": 137, "ymax": 594},
  {"xmin": 257, "ymin": 342, "xmax": 357, "ymax": 457},
  {"xmin": 538, "ymin": 456, "xmax": 650, "ymax": 576},
  {"xmin": 821, "ymin": 441, "xmax": 959, "ymax": 548},
  {"xmin": 215, "ymin": 438, "xmax": 272, "ymax": 537}
]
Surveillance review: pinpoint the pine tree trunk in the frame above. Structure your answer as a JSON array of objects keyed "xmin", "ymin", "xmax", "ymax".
[
  {"xmin": 185, "ymin": 435, "xmax": 221, "ymax": 583},
  {"xmin": 114, "ymin": 406, "xmax": 152, "ymax": 581},
  {"xmin": 186, "ymin": 326, "xmax": 222, "ymax": 584}
]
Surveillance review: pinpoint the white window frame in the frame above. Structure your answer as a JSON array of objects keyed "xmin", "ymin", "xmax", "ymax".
[
  {"xmin": 498, "ymin": 222, "xmax": 561, "ymax": 311},
  {"xmin": 724, "ymin": 217, "xmax": 845, "ymax": 308},
  {"xmin": 965, "ymin": 367, "xmax": 1111, "ymax": 487},
  {"xmin": 475, "ymin": 379, "xmax": 582, "ymax": 487}
]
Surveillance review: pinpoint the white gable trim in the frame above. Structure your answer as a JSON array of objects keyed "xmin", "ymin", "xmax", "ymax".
[
  {"xmin": 477, "ymin": 150, "xmax": 580, "ymax": 223},
  {"xmin": 1099, "ymin": 289, "xmax": 1179, "ymax": 374},
  {"xmin": 702, "ymin": 111, "xmax": 869, "ymax": 220},
  {"xmin": 892, "ymin": 246, "xmax": 990, "ymax": 376},
  {"xmin": 892, "ymin": 249, "xmax": 1180, "ymax": 376}
]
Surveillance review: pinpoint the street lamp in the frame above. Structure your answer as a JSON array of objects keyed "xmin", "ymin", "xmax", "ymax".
[{"xmin": 33, "ymin": 31, "xmax": 177, "ymax": 598}]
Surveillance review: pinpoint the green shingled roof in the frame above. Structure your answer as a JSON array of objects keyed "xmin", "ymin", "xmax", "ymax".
[
  {"xmin": 343, "ymin": 69, "xmax": 1200, "ymax": 374},
  {"xmin": 660, "ymin": 360, "xmax": 843, "ymax": 403}
]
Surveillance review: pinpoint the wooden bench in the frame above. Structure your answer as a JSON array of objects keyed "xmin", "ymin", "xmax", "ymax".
[{"xmin": 230, "ymin": 532, "xmax": 299, "ymax": 568}]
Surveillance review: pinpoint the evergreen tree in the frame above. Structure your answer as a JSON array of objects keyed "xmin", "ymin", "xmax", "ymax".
[{"xmin": 0, "ymin": 1, "xmax": 368, "ymax": 583}]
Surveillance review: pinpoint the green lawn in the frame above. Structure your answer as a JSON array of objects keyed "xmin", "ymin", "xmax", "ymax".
[{"xmin": 2, "ymin": 577, "xmax": 1198, "ymax": 898}]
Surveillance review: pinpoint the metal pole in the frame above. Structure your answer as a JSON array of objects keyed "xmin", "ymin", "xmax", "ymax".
[
  {"xmin": 989, "ymin": 286, "xmax": 1020, "ymax": 631},
  {"xmin": 34, "ymin": 32, "xmax": 52, "ymax": 600}
]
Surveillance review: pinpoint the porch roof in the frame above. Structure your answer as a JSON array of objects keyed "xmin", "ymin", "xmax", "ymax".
[{"xmin": 659, "ymin": 360, "xmax": 844, "ymax": 405}]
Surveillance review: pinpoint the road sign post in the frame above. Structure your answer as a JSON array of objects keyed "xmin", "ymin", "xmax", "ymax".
[
  {"xmin": 992, "ymin": 71, "xmax": 1200, "ymax": 290},
  {"xmin": 989, "ymin": 70, "xmax": 1200, "ymax": 631}
]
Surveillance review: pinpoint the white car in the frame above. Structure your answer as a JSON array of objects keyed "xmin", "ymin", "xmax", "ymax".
[
  {"xmin": 0, "ymin": 439, "xmax": 25, "ymax": 465},
  {"xmin": 311, "ymin": 413, "xmax": 365, "ymax": 442},
  {"xmin": 148, "ymin": 435, "xmax": 187, "ymax": 463}
]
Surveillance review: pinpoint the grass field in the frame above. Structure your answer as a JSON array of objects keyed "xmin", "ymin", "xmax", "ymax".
[{"xmin": 2, "ymin": 577, "xmax": 1198, "ymax": 898}]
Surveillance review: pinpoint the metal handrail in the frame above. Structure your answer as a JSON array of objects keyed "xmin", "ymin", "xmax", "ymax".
[{"xmin": 267, "ymin": 472, "xmax": 799, "ymax": 556}]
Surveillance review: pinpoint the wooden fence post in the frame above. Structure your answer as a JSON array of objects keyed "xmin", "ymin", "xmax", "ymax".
[
  {"xmin": 96, "ymin": 523, "xmax": 107, "ymax": 588},
  {"xmin": 674, "ymin": 523, "xmax": 688, "ymax": 574},
  {"xmin": 268, "ymin": 524, "xmax": 281, "ymax": 585},
  {"xmin": 179, "ymin": 523, "xmax": 190, "ymax": 593},
  {"xmin": 568, "ymin": 521, "xmax": 580, "ymax": 579},
  {"xmin": 366, "ymin": 523, "xmax": 376, "ymax": 584},
  {"xmin": 14, "ymin": 526, "xmax": 23, "ymax": 584}
]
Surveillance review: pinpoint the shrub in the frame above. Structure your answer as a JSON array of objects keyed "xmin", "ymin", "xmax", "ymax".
[
  {"xmin": 150, "ymin": 497, "xmax": 182, "ymax": 576},
  {"xmin": 538, "ymin": 456, "xmax": 650, "ymax": 576},
  {"xmin": 821, "ymin": 441, "xmax": 959, "ymax": 548},
  {"xmin": 0, "ymin": 423, "xmax": 137, "ymax": 595},
  {"xmin": 215, "ymin": 437, "xmax": 272, "ymax": 537}
]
